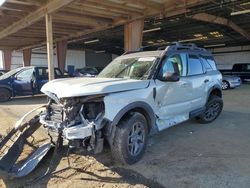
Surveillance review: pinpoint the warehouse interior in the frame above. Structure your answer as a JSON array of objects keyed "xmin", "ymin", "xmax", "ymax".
[
  {"xmin": 0, "ymin": 0, "xmax": 250, "ymax": 187},
  {"xmin": 0, "ymin": 0, "xmax": 249, "ymax": 75}
]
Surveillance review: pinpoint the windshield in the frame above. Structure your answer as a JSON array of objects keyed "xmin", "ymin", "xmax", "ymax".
[
  {"xmin": 0, "ymin": 68, "xmax": 23, "ymax": 80},
  {"xmin": 98, "ymin": 56, "xmax": 157, "ymax": 80}
]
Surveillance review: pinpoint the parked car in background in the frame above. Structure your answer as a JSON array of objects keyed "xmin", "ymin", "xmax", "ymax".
[
  {"xmin": 0, "ymin": 70, "xmax": 8, "ymax": 76},
  {"xmin": 220, "ymin": 63, "xmax": 250, "ymax": 81},
  {"xmin": 222, "ymin": 75, "xmax": 241, "ymax": 90},
  {"xmin": 74, "ymin": 66, "xmax": 103, "ymax": 77},
  {"xmin": 0, "ymin": 66, "xmax": 63, "ymax": 102}
]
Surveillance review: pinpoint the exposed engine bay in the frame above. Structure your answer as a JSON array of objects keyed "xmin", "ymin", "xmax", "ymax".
[{"xmin": 40, "ymin": 95, "xmax": 106, "ymax": 152}]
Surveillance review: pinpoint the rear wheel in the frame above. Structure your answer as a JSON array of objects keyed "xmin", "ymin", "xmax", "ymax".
[
  {"xmin": 222, "ymin": 81, "xmax": 230, "ymax": 90},
  {"xmin": 0, "ymin": 88, "xmax": 11, "ymax": 102},
  {"xmin": 196, "ymin": 95, "xmax": 223, "ymax": 124},
  {"xmin": 111, "ymin": 112, "xmax": 148, "ymax": 165}
]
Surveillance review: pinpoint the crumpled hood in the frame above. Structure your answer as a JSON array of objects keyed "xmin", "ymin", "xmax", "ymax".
[{"xmin": 41, "ymin": 77, "xmax": 150, "ymax": 99}]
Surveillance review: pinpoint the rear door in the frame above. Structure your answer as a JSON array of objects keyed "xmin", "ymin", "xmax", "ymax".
[{"xmin": 187, "ymin": 54, "xmax": 207, "ymax": 110}]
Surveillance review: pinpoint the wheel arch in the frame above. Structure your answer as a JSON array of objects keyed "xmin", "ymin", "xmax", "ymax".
[
  {"xmin": 106, "ymin": 101, "xmax": 156, "ymax": 145},
  {"xmin": 0, "ymin": 85, "xmax": 13, "ymax": 96},
  {"xmin": 222, "ymin": 80, "xmax": 230, "ymax": 88},
  {"xmin": 111, "ymin": 101, "xmax": 156, "ymax": 130},
  {"xmin": 207, "ymin": 85, "xmax": 222, "ymax": 101}
]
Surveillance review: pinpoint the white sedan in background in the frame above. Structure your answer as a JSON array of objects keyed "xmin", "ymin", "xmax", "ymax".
[{"xmin": 222, "ymin": 75, "xmax": 241, "ymax": 90}]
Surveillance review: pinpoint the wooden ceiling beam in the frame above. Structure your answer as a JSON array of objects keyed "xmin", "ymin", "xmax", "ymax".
[
  {"xmin": 123, "ymin": 0, "xmax": 163, "ymax": 11},
  {"xmin": 2, "ymin": 3, "xmax": 37, "ymax": 11},
  {"xmin": 62, "ymin": 7, "xmax": 124, "ymax": 19},
  {"xmin": 53, "ymin": 13, "xmax": 112, "ymax": 27},
  {"xmin": 82, "ymin": 1, "xmax": 144, "ymax": 16},
  {"xmin": 7, "ymin": 0, "xmax": 43, "ymax": 6},
  {"xmin": 191, "ymin": 13, "xmax": 250, "ymax": 40},
  {"xmin": 0, "ymin": 0, "xmax": 76, "ymax": 40}
]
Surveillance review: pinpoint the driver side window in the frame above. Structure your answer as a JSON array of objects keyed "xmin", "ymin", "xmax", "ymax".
[
  {"xmin": 15, "ymin": 69, "xmax": 34, "ymax": 81},
  {"xmin": 159, "ymin": 54, "xmax": 184, "ymax": 79}
]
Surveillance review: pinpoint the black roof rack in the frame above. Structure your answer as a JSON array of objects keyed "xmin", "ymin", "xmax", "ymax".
[
  {"xmin": 122, "ymin": 42, "xmax": 207, "ymax": 56},
  {"xmin": 163, "ymin": 42, "xmax": 207, "ymax": 51}
]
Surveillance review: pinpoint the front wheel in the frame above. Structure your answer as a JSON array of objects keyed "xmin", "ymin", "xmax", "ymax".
[
  {"xmin": 196, "ymin": 95, "xmax": 223, "ymax": 124},
  {"xmin": 111, "ymin": 112, "xmax": 148, "ymax": 165}
]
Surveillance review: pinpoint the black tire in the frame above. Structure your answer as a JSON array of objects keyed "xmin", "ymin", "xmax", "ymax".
[
  {"xmin": 222, "ymin": 80, "xmax": 230, "ymax": 90},
  {"xmin": 196, "ymin": 95, "xmax": 223, "ymax": 124},
  {"xmin": 111, "ymin": 112, "xmax": 148, "ymax": 165},
  {"xmin": 0, "ymin": 88, "xmax": 11, "ymax": 102}
]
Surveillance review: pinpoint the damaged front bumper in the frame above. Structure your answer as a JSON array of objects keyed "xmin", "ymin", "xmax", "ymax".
[
  {"xmin": 40, "ymin": 113, "xmax": 95, "ymax": 141},
  {"xmin": 0, "ymin": 112, "xmax": 52, "ymax": 179},
  {"xmin": 0, "ymin": 97, "xmax": 106, "ymax": 179}
]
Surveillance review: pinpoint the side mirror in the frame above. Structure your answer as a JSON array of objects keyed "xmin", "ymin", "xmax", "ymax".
[{"xmin": 161, "ymin": 72, "xmax": 180, "ymax": 82}]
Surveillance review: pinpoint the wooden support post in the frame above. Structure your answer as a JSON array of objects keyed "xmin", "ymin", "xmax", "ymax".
[
  {"xmin": 3, "ymin": 50, "xmax": 12, "ymax": 70},
  {"xmin": 124, "ymin": 19, "xmax": 144, "ymax": 52},
  {"xmin": 45, "ymin": 13, "xmax": 55, "ymax": 80},
  {"xmin": 56, "ymin": 40, "xmax": 67, "ymax": 72},
  {"xmin": 23, "ymin": 48, "xmax": 32, "ymax": 67}
]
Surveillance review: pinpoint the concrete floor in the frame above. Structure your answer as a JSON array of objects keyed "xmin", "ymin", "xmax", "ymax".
[{"xmin": 0, "ymin": 85, "xmax": 250, "ymax": 188}]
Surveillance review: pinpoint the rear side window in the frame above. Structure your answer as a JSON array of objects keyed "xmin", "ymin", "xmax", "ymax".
[
  {"xmin": 188, "ymin": 55, "xmax": 204, "ymax": 76},
  {"xmin": 37, "ymin": 68, "xmax": 48, "ymax": 78},
  {"xmin": 200, "ymin": 56, "xmax": 217, "ymax": 72},
  {"xmin": 206, "ymin": 57, "xmax": 217, "ymax": 70}
]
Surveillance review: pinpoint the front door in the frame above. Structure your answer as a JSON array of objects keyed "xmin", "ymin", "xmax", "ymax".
[
  {"xmin": 154, "ymin": 53, "xmax": 192, "ymax": 131},
  {"xmin": 13, "ymin": 68, "xmax": 34, "ymax": 96}
]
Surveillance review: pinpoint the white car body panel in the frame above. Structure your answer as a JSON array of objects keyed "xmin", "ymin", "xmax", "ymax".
[
  {"xmin": 103, "ymin": 80, "xmax": 156, "ymax": 122},
  {"xmin": 41, "ymin": 77, "xmax": 150, "ymax": 98}
]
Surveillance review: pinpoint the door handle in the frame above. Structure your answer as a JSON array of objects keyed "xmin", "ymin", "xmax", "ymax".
[{"xmin": 204, "ymin": 79, "xmax": 209, "ymax": 83}]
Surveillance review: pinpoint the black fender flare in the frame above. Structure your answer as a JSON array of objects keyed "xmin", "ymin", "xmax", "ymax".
[
  {"xmin": 207, "ymin": 84, "xmax": 222, "ymax": 101},
  {"xmin": 106, "ymin": 101, "xmax": 156, "ymax": 145},
  {"xmin": 111, "ymin": 101, "xmax": 156, "ymax": 128}
]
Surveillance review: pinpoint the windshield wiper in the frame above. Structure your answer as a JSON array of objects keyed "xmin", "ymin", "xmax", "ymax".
[{"xmin": 114, "ymin": 60, "xmax": 137, "ymax": 78}]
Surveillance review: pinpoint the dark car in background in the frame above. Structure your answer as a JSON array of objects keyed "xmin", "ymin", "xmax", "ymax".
[
  {"xmin": 0, "ymin": 66, "xmax": 63, "ymax": 102},
  {"xmin": 220, "ymin": 63, "xmax": 250, "ymax": 81},
  {"xmin": 74, "ymin": 66, "xmax": 104, "ymax": 77}
]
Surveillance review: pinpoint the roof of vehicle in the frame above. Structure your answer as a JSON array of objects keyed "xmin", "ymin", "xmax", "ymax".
[
  {"xmin": 120, "ymin": 43, "xmax": 212, "ymax": 59},
  {"xmin": 119, "ymin": 50, "xmax": 164, "ymax": 59}
]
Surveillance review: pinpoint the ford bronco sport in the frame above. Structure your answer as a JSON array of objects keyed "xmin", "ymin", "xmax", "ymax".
[{"xmin": 0, "ymin": 43, "xmax": 223, "ymax": 178}]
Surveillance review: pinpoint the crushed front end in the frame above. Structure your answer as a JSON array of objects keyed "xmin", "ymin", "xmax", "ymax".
[
  {"xmin": 40, "ymin": 95, "xmax": 107, "ymax": 154},
  {"xmin": 0, "ymin": 95, "xmax": 107, "ymax": 179}
]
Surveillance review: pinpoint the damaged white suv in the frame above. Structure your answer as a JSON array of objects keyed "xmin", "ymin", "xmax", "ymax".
[
  {"xmin": 0, "ymin": 43, "xmax": 223, "ymax": 179},
  {"xmin": 41, "ymin": 43, "xmax": 223, "ymax": 164}
]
